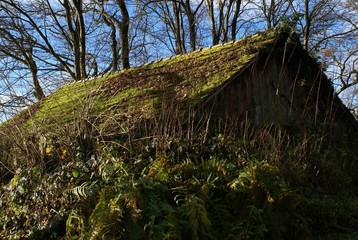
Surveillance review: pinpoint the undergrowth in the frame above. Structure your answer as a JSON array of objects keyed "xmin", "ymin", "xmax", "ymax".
[{"xmin": 1, "ymin": 119, "xmax": 357, "ymax": 239}]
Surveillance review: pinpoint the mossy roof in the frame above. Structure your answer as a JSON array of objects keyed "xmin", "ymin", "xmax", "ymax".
[{"xmin": 1, "ymin": 31, "xmax": 280, "ymax": 136}]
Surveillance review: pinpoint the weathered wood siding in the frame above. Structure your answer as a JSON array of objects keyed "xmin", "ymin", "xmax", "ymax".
[
  {"xmin": 205, "ymin": 55, "xmax": 295, "ymax": 125},
  {"xmin": 202, "ymin": 48, "xmax": 357, "ymax": 147}
]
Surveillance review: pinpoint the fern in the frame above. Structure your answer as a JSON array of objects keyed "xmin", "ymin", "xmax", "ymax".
[
  {"xmin": 87, "ymin": 190, "xmax": 125, "ymax": 240},
  {"xmin": 70, "ymin": 181, "xmax": 98, "ymax": 200},
  {"xmin": 179, "ymin": 194, "xmax": 214, "ymax": 240},
  {"xmin": 85, "ymin": 157, "xmax": 147, "ymax": 239},
  {"xmin": 205, "ymin": 193, "xmax": 233, "ymax": 238},
  {"xmin": 98, "ymin": 156, "xmax": 129, "ymax": 183},
  {"xmin": 66, "ymin": 210, "xmax": 85, "ymax": 239},
  {"xmin": 172, "ymin": 157, "xmax": 234, "ymax": 185}
]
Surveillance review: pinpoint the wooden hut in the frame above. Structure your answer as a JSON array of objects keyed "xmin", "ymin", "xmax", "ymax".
[
  {"xmin": 0, "ymin": 30, "xmax": 357, "ymax": 177},
  {"xmin": 195, "ymin": 32, "xmax": 356, "ymax": 135}
]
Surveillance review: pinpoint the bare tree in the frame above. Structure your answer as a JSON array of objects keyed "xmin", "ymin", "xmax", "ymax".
[
  {"xmin": 144, "ymin": 0, "xmax": 187, "ymax": 54},
  {"xmin": 248, "ymin": 0, "xmax": 291, "ymax": 29},
  {"xmin": 0, "ymin": 7, "xmax": 45, "ymax": 100},
  {"xmin": 98, "ymin": 3, "xmax": 120, "ymax": 71},
  {"xmin": 144, "ymin": 0, "xmax": 204, "ymax": 53},
  {"xmin": 67, "ymin": 0, "xmax": 87, "ymax": 79},
  {"xmin": 205, "ymin": 0, "xmax": 243, "ymax": 45},
  {"xmin": 182, "ymin": 0, "xmax": 205, "ymax": 51},
  {"xmin": 0, "ymin": 0, "xmax": 93, "ymax": 81},
  {"xmin": 0, "ymin": 57, "xmax": 36, "ymax": 118},
  {"xmin": 288, "ymin": 0, "xmax": 338, "ymax": 51},
  {"xmin": 319, "ymin": 0, "xmax": 357, "ymax": 115},
  {"xmin": 44, "ymin": 0, "xmax": 88, "ymax": 80},
  {"xmin": 91, "ymin": 0, "xmax": 130, "ymax": 71},
  {"xmin": 116, "ymin": 0, "xmax": 131, "ymax": 69},
  {"xmin": 285, "ymin": 0, "xmax": 356, "ymax": 114}
]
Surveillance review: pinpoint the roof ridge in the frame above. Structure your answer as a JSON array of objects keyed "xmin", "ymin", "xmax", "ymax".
[{"xmin": 67, "ymin": 32, "xmax": 266, "ymax": 87}]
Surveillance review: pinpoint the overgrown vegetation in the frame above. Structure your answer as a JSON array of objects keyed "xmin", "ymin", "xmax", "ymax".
[
  {"xmin": 0, "ymin": 30, "xmax": 357, "ymax": 239},
  {"xmin": 1, "ymin": 114, "xmax": 357, "ymax": 239}
]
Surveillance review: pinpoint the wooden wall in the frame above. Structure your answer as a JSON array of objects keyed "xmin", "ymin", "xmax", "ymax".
[{"xmin": 204, "ymin": 54, "xmax": 295, "ymax": 126}]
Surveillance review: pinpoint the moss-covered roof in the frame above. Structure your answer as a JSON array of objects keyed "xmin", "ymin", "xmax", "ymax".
[{"xmin": 1, "ymin": 31, "xmax": 279, "ymax": 135}]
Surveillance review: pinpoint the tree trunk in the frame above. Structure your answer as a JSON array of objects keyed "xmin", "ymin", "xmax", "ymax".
[
  {"xmin": 185, "ymin": 0, "xmax": 196, "ymax": 51},
  {"xmin": 73, "ymin": 0, "xmax": 87, "ymax": 79},
  {"xmin": 116, "ymin": 0, "xmax": 130, "ymax": 69},
  {"xmin": 269, "ymin": 0, "xmax": 275, "ymax": 28},
  {"xmin": 32, "ymin": 69, "xmax": 45, "ymax": 100},
  {"xmin": 28, "ymin": 55, "xmax": 45, "ymax": 100},
  {"xmin": 303, "ymin": 0, "xmax": 310, "ymax": 50},
  {"xmin": 173, "ymin": 2, "xmax": 184, "ymax": 54},
  {"xmin": 63, "ymin": 0, "xmax": 87, "ymax": 80},
  {"xmin": 231, "ymin": 0, "xmax": 241, "ymax": 40},
  {"xmin": 206, "ymin": 0, "xmax": 219, "ymax": 45},
  {"xmin": 63, "ymin": 0, "xmax": 81, "ymax": 80},
  {"xmin": 103, "ymin": 15, "xmax": 119, "ymax": 71}
]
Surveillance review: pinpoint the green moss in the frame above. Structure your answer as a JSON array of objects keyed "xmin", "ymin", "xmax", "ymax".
[
  {"xmin": 140, "ymin": 32, "xmax": 274, "ymax": 71},
  {"xmin": 2, "ymin": 30, "xmax": 279, "ymax": 135},
  {"xmin": 27, "ymin": 80, "xmax": 99, "ymax": 127},
  {"xmin": 183, "ymin": 54, "xmax": 256, "ymax": 105}
]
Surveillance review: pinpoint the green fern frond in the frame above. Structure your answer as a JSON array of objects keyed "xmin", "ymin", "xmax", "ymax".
[
  {"xmin": 88, "ymin": 191, "xmax": 125, "ymax": 240},
  {"xmin": 66, "ymin": 210, "xmax": 85, "ymax": 238},
  {"xmin": 70, "ymin": 181, "xmax": 98, "ymax": 200},
  {"xmin": 172, "ymin": 157, "xmax": 234, "ymax": 185},
  {"xmin": 180, "ymin": 194, "xmax": 213, "ymax": 240},
  {"xmin": 205, "ymin": 194, "xmax": 232, "ymax": 237}
]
